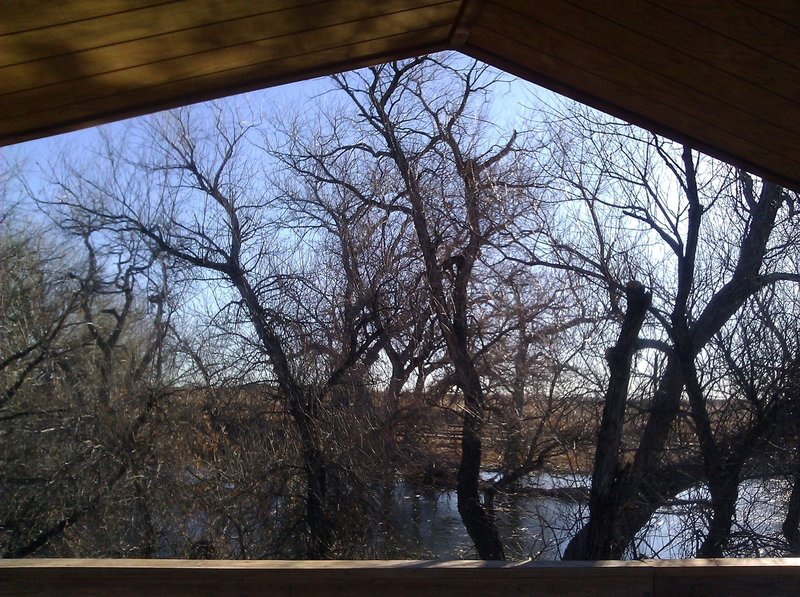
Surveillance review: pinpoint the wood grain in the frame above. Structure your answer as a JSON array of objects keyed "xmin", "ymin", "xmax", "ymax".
[
  {"xmin": 478, "ymin": 1, "xmax": 799, "ymax": 163},
  {"xmin": 0, "ymin": 26, "xmax": 451, "ymax": 145},
  {"xmin": 0, "ymin": 0, "xmax": 457, "ymax": 94},
  {"xmin": 1, "ymin": 0, "xmax": 798, "ymax": 190},
  {"xmin": 462, "ymin": 34, "xmax": 799, "ymax": 188},
  {"xmin": 2, "ymin": 558, "xmax": 799, "ymax": 597},
  {"xmin": 736, "ymin": 0, "xmax": 800, "ymax": 30},
  {"xmin": 0, "ymin": 0, "xmax": 171, "ymax": 36},
  {"xmin": 0, "ymin": 0, "xmax": 320, "ymax": 67},
  {"xmin": 647, "ymin": 0, "xmax": 800, "ymax": 68},
  {"xmin": 553, "ymin": 0, "xmax": 800, "ymax": 107}
]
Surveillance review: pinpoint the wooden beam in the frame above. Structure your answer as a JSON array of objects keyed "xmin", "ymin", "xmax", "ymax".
[
  {"xmin": 2, "ymin": 558, "xmax": 800, "ymax": 597},
  {"xmin": 448, "ymin": 0, "xmax": 485, "ymax": 47}
]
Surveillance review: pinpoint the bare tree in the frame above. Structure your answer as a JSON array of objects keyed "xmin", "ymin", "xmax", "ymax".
[
  {"xmin": 47, "ymin": 103, "xmax": 404, "ymax": 557},
  {"xmin": 272, "ymin": 55, "xmax": 555, "ymax": 559},
  {"xmin": 475, "ymin": 265, "xmax": 597, "ymax": 511},
  {"xmin": 8, "ymin": 58, "xmax": 800, "ymax": 562},
  {"xmin": 530, "ymin": 108, "xmax": 800, "ymax": 559},
  {"xmin": 1, "ymin": 213, "xmax": 182, "ymax": 557}
]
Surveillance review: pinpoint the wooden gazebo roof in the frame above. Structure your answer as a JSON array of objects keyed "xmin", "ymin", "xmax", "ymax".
[{"xmin": 2, "ymin": 0, "xmax": 798, "ymax": 189}]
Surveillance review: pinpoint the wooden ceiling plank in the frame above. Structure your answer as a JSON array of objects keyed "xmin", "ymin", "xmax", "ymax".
[
  {"xmin": 1, "ymin": 26, "xmax": 451, "ymax": 146},
  {"xmin": 645, "ymin": 0, "xmax": 800, "ymax": 69},
  {"xmin": 0, "ymin": 0, "xmax": 332, "ymax": 68},
  {"xmin": 0, "ymin": 3, "xmax": 458, "ymax": 121},
  {"xmin": 466, "ymin": 26, "xmax": 799, "ymax": 184},
  {"xmin": 0, "ymin": 0, "xmax": 174, "ymax": 36},
  {"xmin": 555, "ymin": 0, "xmax": 800, "ymax": 107},
  {"xmin": 1, "ymin": 0, "xmax": 456, "ymax": 95},
  {"xmin": 476, "ymin": 3, "xmax": 800, "ymax": 163},
  {"xmin": 735, "ymin": 0, "xmax": 800, "ymax": 29},
  {"xmin": 1, "ymin": 0, "xmax": 797, "ymax": 191}
]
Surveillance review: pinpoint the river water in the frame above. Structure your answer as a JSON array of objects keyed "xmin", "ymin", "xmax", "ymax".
[
  {"xmin": 384, "ymin": 473, "xmax": 584, "ymax": 559},
  {"xmin": 382, "ymin": 473, "xmax": 789, "ymax": 559},
  {"xmin": 174, "ymin": 468, "xmax": 788, "ymax": 559}
]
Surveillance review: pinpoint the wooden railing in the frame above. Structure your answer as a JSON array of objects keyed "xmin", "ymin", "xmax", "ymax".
[{"xmin": 2, "ymin": 558, "xmax": 800, "ymax": 596}]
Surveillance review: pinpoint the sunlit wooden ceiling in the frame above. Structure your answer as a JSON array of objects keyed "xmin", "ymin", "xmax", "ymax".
[{"xmin": 1, "ymin": 0, "xmax": 798, "ymax": 189}]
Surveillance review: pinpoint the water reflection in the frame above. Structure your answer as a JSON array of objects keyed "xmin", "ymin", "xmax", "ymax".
[
  {"xmin": 387, "ymin": 473, "xmax": 587, "ymax": 559},
  {"xmin": 169, "ymin": 470, "xmax": 789, "ymax": 559},
  {"xmin": 384, "ymin": 474, "xmax": 788, "ymax": 560}
]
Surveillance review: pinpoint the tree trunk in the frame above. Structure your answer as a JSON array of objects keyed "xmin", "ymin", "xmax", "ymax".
[
  {"xmin": 683, "ymin": 357, "xmax": 741, "ymax": 559},
  {"xmin": 385, "ymin": 352, "xmax": 407, "ymax": 417},
  {"xmin": 303, "ymin": 451, "xmax": 329, "ymax": 558},
  {"xmin": 234, "ymin": 275, "xmax": 331, "ymax": 558},
  {"xmin": 458, "ymin": 369, "xmax": 505, "ymax": 560},
  {"xmin": 698, "ymin": 468, "xmax": 740, "ymax": 557},
  {"xmin": 505, "ymin": 323, "xmax": 529, "ymax": 474},
  {"xmin": 287, "ymin": 390, "xmax": 330, "ymax": 558},
  {"xmin": 564, "ymin": 282, "xmax": 651, "ymax": 560}
]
